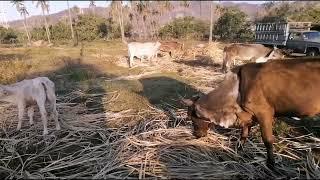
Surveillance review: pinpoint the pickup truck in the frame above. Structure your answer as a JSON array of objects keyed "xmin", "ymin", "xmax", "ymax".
[{"xmin": 255, "ymin": 21, "xmax": 320, "ymax": 56}]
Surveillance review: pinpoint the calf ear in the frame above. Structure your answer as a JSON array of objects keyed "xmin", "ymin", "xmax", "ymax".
[
  {"xmin": 0, "ymin": 89, "xmax": 9, "ymax": 96},
  {"xmin": 180, "ymin": 98, "xmax": 194, "ymax": 106}
]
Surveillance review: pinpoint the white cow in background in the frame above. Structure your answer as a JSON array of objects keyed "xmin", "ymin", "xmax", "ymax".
[
  {"xmin": 0, "ymin": 77, "xmax": 60, "ymax": 135},
  {"xmin": 127, "ymin": 41, "xmax": 161, "ymax": 68}
]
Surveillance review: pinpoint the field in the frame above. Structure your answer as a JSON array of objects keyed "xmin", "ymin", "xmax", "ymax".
[{"xmin": 0, "ymin": 40, "xmax": 320, "ymax": 179}]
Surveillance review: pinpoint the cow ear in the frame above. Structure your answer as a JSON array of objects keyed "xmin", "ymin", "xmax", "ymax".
[
  {"xmin": 180, "ymin": 98, "xmax": 194, "ymax": 106},
  {"xmin": 0, "ymin": 88, "xmax": 9, "ymax": 96}
]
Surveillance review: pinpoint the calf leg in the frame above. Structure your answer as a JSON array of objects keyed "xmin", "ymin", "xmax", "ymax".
[
  {"xmin": 27, "ymin": 106, "xmax": 34, "ymax": 125},
  {"xmin": 129, "ymin": 55, "xmax": 133, "ymax": 68},
  {"xmin": 46, "ymin": 86, "xmax": 61, "ymax": 131},
  {"xmin": 17, "ymin": 102, "xmax": 26, "ymax": 131},
  {"xmin": 36, "ymin": 99, "xmax": 49, "ymax": 135},
  {"xmin": 52, "ymin": 102, "xmax": 60, "ymax": 131}
]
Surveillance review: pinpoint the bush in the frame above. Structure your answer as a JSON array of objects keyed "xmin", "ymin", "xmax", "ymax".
[
  {"xmin": 158, "ymin": 16, "xmax": 209, "ymax": 39},
  {"xmin": 0, "ymin": 27, "xmax": 21, "ymax": 44},
  {"xmin": 75, "ymin": 15, "xmax": 109, "ymax": 41},
  {"xmin": 214, "ymin": 7, "xmax": 254, "ymax": 42}
]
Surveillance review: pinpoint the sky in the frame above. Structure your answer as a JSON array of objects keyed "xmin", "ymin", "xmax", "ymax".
[{"xmin": 0, "ymin": 1, "xmax": 266, "ymax": 22}]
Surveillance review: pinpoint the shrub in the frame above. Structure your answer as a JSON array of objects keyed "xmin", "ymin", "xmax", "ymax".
[
  {"xmin": 0, "ymin": 27, "xmax": 21, "ymax": 44},
  {"xmin": 158, "ymin": 16, "xmax": 209, "ymax": 39},
  {"xmin": 214, "ymin": 7, "xmax": 254, "ymax": 42}
]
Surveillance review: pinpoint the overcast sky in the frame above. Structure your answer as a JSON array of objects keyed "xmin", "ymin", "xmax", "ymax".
[{"xmin": 0, "ymin": 1, "xmax": 266, "ymax": 22}]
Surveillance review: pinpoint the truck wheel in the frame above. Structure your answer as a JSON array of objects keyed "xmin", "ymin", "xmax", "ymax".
[{"xmin": 307, "ymin": 49, "xmax": 319, "ymax": 57}]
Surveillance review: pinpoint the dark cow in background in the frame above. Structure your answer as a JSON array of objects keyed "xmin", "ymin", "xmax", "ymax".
[
  {"xmin": 222, "ymin": 43, "xmax": 286, "ymax": 73},
  {"xmin": 160, "ymin": 41, "xmax": 184, "ymax": 58},
  {"xmin": 182, "ymin": 58, "xmax": 320, "ymax": 168}
]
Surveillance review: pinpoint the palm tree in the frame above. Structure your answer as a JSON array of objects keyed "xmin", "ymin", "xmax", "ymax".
[
  {"xmin": 213, "ymin": 3, "xmax": 223, "ymax": 42},
  {"xmin": 11, "ymin": 0, "xmax": 31, "ymax": 44},
  {"xmin": 209, "ymin": 2, "xmax": 214, "ymax": 43},
  {"xmin": 180, "ymin": 1, "xmax": 189, "ymax": 17},
  {"xmin": 110, "ymin": 1, "xmax": 126, "ymax": 43},
  {"xmin": 34, "ymin": 0, "xmax": 51, "ymax": 43},
  {"xmin": 200, "ymin": 1, "xmax": 202, "ymax": 18},
  {"xmin": 66, "ymin": 0, "xmax": 75, "ymax": 45},
  {"xmin": 89, "ymin": 0, "xmax": 96, "ymax": 16}
]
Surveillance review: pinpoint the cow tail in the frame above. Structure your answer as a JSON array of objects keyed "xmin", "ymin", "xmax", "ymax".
[
  {"xmin": 41, "ymin": 80, "xmax": 55, "ymax": 103},
  {"xmin": 41, "ymin": 82, "xmax": 49, "ymax": 102}
]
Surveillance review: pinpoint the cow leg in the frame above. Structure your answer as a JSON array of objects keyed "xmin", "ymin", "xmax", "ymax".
[
  {"xmin": 236, "ymin": 111, "xmax": 253, "ymax": 150},
  {"xmin": 257, "ymin": 113, "xmax": 275, "ymax": 169},
  {"xmin": 17, "ymin": 102, "xmax": 26, "ymax": 131},
  {"xmin": 237, "ymin": 125, "xmax": 252, "ymax": 151},
  {"xmin": 27, "ymin": 106, "xmax": 34, "ymax": 126},
  {"xmin": 222, "ymin": 59, "xmax": 228, "ymax": 73},
  {"xmin": 129, "ymin": 55, "xmax": 133, "ymax": 68}
]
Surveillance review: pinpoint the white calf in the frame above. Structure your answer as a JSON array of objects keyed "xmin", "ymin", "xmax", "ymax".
[
  {"xmin": 127, "ymin": 41, "xmax": 161, "ymax": 68},
  {"xmin": 0, "ymin": 77, "xmax": 60, "ymax": 135}
]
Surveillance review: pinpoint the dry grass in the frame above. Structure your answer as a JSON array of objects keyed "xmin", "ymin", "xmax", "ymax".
[
  {"xmin": 0, "ymin": 40, "xmax": 320, "ymax": 179},
  {"xmin": 1, "ymin": 90, "xmax": 320, "ymax": 179}
]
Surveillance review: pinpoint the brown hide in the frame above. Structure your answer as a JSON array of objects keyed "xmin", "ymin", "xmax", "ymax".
[
  {"xmin": 222, "ymin": 43, "xmax": 285, "ymax": 73},
  {"xmin": 184, "ymin": 58, "xmax": 320, "ymax": 168},
  {"xmin": 160, "ymin": 41, "xmax": 184, "ymax": 58}
]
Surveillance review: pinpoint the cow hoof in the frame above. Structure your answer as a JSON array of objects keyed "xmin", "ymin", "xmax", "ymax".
[
  {"xmin": 266, "ymin": 159, "xmax": 276, "ymax": 170},
  {"xmin": 236, "ymin": 141, "xmax": 244, "ymax": 152}
]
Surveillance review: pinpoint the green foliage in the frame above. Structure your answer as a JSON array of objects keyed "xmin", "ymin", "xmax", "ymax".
[
  {"xmin": 158, "ymin": 16, "xmax": 209, "ymax": 39},
  {"xmin": 290, "ymin": 7, "xmax": 320, "ymax": 24},
  {"xmin": 214, "ymin": 7, "xmax": 254, "ymax": 41},
  {"xmin": 29, "ymin": 14, "xmax": 132, "ymax": 43},
  {"xmin": 74, "ymin": 14, "xmax": 109, "ymax": 41},
  {"xmin": 259, "ymin": 2, "xmax": 320, "ymax": 24},
  {"xmin": 0, "ymin": 27, "xmax": 21, "ymax": 44}
]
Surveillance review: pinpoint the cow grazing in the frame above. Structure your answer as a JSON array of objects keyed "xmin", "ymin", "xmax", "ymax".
[
  {"xmin": 0, "ymin": 77, "xmax": 60, "ymax": 135},
  {"xmin": 127, "ymin": 41, "xmax": 162, "ymax": 68},
  {"xmin": 160, "ymin": 41, "xmax": 184, "ymax": 58},
  {"xmin": 222, "ymin": 43, "xmax": 286, "ymax": 73},
  {"xmin": 182, "ymin": 58, "xmax": 320, "ymax": 168}
]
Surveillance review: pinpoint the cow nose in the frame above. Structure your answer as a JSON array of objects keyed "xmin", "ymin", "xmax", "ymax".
[{"xmin": 193, "ymin": 131, "xmax": 206, "ymax": 138}]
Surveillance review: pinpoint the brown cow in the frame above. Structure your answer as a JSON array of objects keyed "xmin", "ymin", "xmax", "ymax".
[
  {"xmin": 160, "ymin": 41, "xmax": 184, "ymax": 58},
  {"xmin": 222, "ymin": 43, "xmax": 286, "ymax": 73},
  {"xmin": 182, "ymin": 58, "xmax": 320, "ymax": 168}
]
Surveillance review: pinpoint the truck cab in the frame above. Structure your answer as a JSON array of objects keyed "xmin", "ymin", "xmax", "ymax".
[{"xmin": 286, "ymin": 31, "xmax": 320, "ymax": 56}]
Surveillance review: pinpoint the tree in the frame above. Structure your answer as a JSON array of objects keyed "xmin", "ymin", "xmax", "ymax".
[
  {"xmin": 11, "ymin": 0, "xmax": 31, "ymax": 44},
  {"xmin": 199, "ymin": 1, "xmax": 202, "ymax": 17},
  {"xmin": 34, "ymin": 0, "xmax": 51, "ymax": 43},
  {"xmin": 89, "ymin": 0, "xmax": 96, "ymax": 16},
  {"xmin": 214, "ymin": 7, "xmax": 253, "ymax": 41},
  {"xmin": 110, "ymin": 1, "xmax": 126, "ymax": 43},
  {"xmin": 180, "ymin": 1, "xmax": 189, "ymax": 17},
  {"xmin": 66, "ymin": 0, "xmax": 75, "ymax": 45},
  {"xmin": 209, "ymin": 2, "xmax": 213, "ymax": 43}
]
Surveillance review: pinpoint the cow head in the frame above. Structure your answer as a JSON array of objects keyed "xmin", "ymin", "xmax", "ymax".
[
  {"xmin": 155, "ymin": 41, "xmax": 161, "ymax": 49},
  {"xmin": 0, "ymin": 86, "xmax": 9, "ymax": 98},
  {"xmin": 181, "ymin": 72, "xmax": 242, "ymax": 138},
  {"xmin": 267, "ymin": 47, "xmax": 286, "ymax": 59}
]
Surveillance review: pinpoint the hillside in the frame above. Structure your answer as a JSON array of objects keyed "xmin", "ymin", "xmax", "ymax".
[{"xmin": 8, "ymin": 2, "xmax": 263, "ymax": 30}]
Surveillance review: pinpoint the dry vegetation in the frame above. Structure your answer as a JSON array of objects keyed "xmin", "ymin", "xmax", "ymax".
[{"xmin": 0, "ymin": 40, "xmax": 320, "ymax": 179}]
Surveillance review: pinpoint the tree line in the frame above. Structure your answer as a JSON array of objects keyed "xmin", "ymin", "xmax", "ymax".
[{"xmin": 1, "ymin": 1, "xmax": 319, "ymax": 45}]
